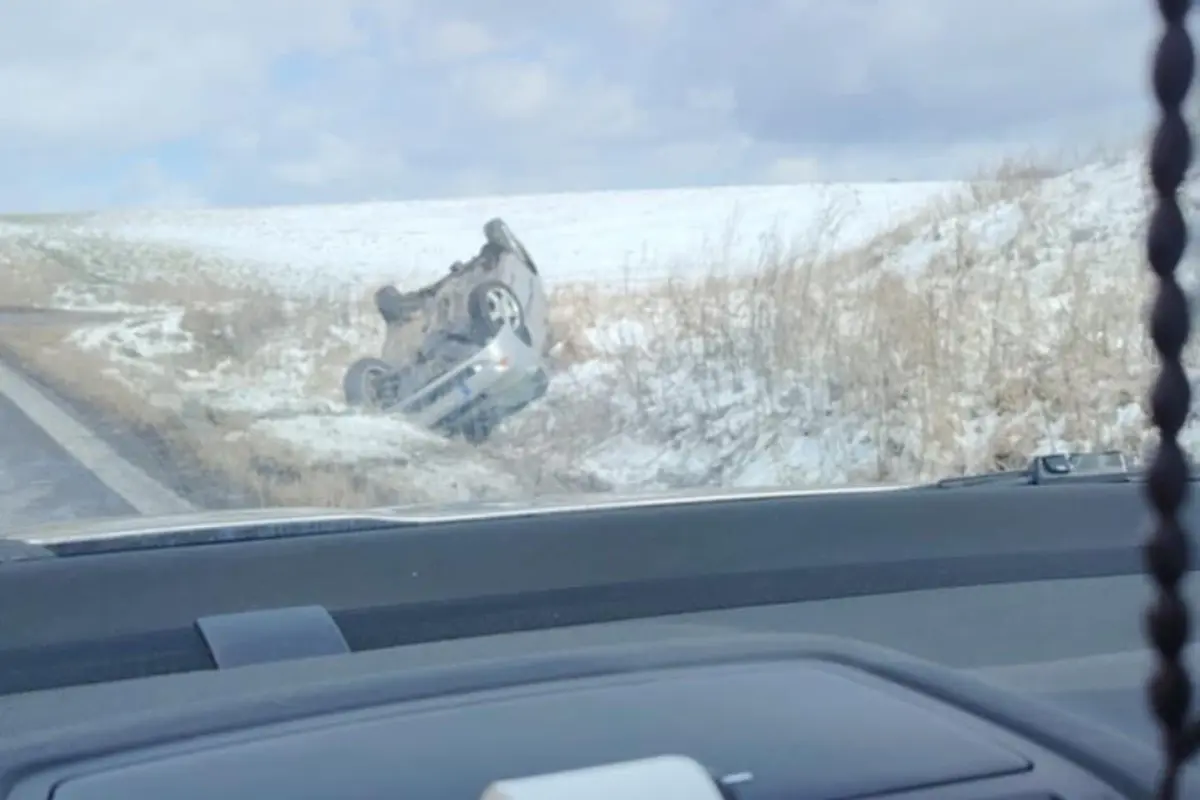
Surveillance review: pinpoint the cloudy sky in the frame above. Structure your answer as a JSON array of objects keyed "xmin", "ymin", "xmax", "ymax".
[{"xmin": 0, "ymin": 0, "xmax": 1163, "ymax": 211}]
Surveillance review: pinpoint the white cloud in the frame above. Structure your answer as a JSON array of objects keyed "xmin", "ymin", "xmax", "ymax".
[
  {"xmin": 271, "ymin": 133, "xmax": 368, "ymax": 187},
  {"xmin": 459, "ymin": 61, "xmax": 555, "ymax": 122},
  {"xmin": 611, "ymin": 0, "xmax": 674, "ymax": 35},
  {"xmin": 421, "ymin": 19, "xmax": 498, "ymax": 61},
  {"xmin": 685, "ymin": 87, "xmax": 737, "ymax": 116},
  {"xmin": 0, "ymin": 0, "xmax": 376, "ymax": 151},
  {"xmin": 551, "ymin": 82, "xmax": 646, "ymax": 141},
  {"xmin": 0, "ymin": 35, "xmax": 257, "ymax": 145},
  {"xmin": 0, "ymin": 0, "xmax": 1165, "ymax": 211}
]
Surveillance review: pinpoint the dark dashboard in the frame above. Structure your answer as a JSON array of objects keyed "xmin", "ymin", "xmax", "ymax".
[
  {"xmin": 0, "ymin": 480, "xmax": 1197, "ymax": 799},
  {"xmin": 0, "ymin": 631, "xmax": 1161, "ymax": 800}
]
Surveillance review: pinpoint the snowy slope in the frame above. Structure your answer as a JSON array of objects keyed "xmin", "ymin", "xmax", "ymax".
[
  {"xmin": 58, "ymin": 180, "xmax": 962, "ymax": 294},
  {"xmin": 1, "ymin": 158, "xmax": 1179, "ymax": 505}
]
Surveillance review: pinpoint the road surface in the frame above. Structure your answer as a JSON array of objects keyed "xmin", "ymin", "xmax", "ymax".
[
  {"xmin": 0, "ymin": 308, "xmax": 191, "ymax": 532},
  {"xmin": 0, "ymin": 381, "xmax": 133, "ymax": 531}
]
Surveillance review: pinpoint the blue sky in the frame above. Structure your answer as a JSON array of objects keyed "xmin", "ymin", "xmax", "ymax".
[{"xmin": 0, "ymin": 0, "xmax": 1162, "ymax": 212}]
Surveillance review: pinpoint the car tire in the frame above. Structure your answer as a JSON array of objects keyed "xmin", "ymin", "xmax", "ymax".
[
  {"xmin": 483, "ymin": 218, "xmax": 539, "ymax": 274},
  {"xmin": 467, "ymin": 280, "xmax": 532, "ymax": 345},
  {"xmin": 343, "ymin": 357, "xmax": 393, "ymax": 409},
  {"xmin": 459, "ymin": 417, "xmax": 493, "ymax": 445},
  {"xmin": 374, "ymin": 286, "xmax": 410, "ymax": 324}
]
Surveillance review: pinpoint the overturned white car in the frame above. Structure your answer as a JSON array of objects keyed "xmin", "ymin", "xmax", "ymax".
[{"xmin": 343, "ymin": 219, "xmax": 552, "ymax": 444}]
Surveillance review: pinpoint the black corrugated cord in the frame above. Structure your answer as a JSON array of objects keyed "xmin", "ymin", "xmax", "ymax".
[{"xmin": 1145, "ymin": 0, "xmax": 1198, "ymax": 798}]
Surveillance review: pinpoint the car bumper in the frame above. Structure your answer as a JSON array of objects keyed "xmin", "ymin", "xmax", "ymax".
[{"xmin": 401, "ymin": 325, "xmax": 547, "ymax": 430}]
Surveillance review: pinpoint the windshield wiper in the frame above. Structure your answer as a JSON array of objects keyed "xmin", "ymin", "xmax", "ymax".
[
  {"xmin": 933, "ymin": 450, "xmax": 1153, "ymax": 489},
  {"xmin": 0, "ymin": 538, "xmax": 55, "ymax": 562},
  {"xmin": 23, "ymin": 509, "xmax": 427, "ymax": 556}
]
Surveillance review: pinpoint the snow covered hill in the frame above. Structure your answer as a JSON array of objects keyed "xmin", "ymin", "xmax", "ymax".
[
  {"xmin": 0, "ymin": 155, "xmax": 1185, "ymax": 507},
  {"xmin": 48, "ymin": 180, "xmax": 960, "ymax": 292}
]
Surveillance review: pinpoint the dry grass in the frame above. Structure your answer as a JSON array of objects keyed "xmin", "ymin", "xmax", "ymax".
[
  {"xmin": 0, "ymin": 247, "xmax": 397, "ymax": 507},
  {"xmin": 532, "ymin": 225, "xmax": 1159, "ymax": 484},
  {"xmin": 0, "ymin": 155, "xmax": 1182, "ymax": 506},
  {"xmin": 504, "ymin": 158, "xmax": 1169, "ymax": 485},
  {"xmin": 1, "ymin": 319, "xmax": 391, "ymax": 509}
]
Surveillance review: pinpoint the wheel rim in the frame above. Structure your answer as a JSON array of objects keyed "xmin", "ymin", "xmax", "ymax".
[{"xmin": 484, "ymin": 286, "xmax": 523, "ymax": 329}]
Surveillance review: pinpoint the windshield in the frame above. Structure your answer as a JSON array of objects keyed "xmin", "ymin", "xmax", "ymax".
[{"xmin": 0, "ymin": 2, "xmax": 1183, "ymax": 530}]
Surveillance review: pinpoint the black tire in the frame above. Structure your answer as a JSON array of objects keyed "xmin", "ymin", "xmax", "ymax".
[
  {"xmin": 467, "ymin": 280, "xmax": 532, "ymax": 344},
  {"xmin": 343, "ymin": 357, "xmax": 393, "ymax": 408},
  {"xmin": 459, "ymin": 417, "xmax": 494, "ymax": 445},
  {"xmin": 374, "ymin": 286, "xmax": 408, "ymax": 323},
  {"xmin": 483, "ymin": 218, "xmax": 539, "ymax": 274}
]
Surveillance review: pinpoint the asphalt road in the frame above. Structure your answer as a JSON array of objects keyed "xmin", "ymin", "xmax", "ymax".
[
  {"xmin": 0, "ymin": 388, "xmax": 132, "ymax": 531},
  {"xmin": 0, "ymin": 309, "xmax": 138, "ymax": 530}
]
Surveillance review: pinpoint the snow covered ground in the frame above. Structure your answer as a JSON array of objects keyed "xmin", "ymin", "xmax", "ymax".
[
  {"xmin": 0, "ymin": 154, "xmax": 1186, "ymax": 506},
  {"xmin": 49, "ymin": 180, "xmax": 959, "ymax": 294}
]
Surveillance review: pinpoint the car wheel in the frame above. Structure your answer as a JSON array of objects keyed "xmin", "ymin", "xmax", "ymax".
[
  {"xmin": 343, "ymin": 357, "xmax": 393, "ymax": 409},
  {"xmin": 483, "ymin": 218, "xmax": 539, "ymax": 274},
  {"xmin": 459, "ymin": 417, "xmax": 493, "ymax": 444},
  {"xmin": 468, "ymin": 279, "xmax": 532, "ymax": 344},
  {"xmin": 374, "ymin": 286, "xmax": 407, "ymax": 323}
]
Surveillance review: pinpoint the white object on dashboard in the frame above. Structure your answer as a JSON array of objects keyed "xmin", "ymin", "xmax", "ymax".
[{"xmin": 481, "ymin": 754, "xmax": 733, "ymax": 800}]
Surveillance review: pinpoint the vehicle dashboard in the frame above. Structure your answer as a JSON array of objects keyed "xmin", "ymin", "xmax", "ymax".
[
  {"xmin": 0, "ymin": 629, "xmax": 1157, "ymax": 800},
  {"xmin": 0, "ymin": 480, "xmax": 1196, "ymax": 800}
]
